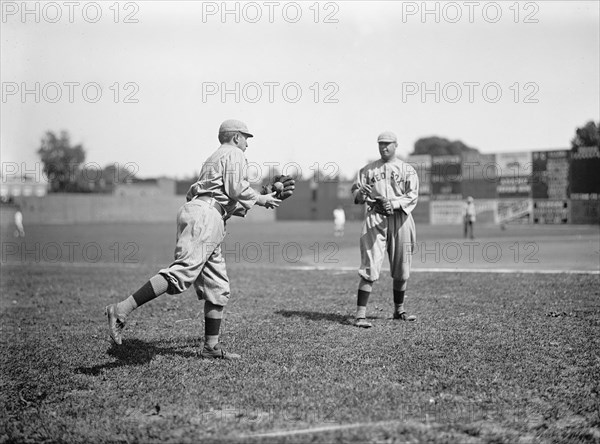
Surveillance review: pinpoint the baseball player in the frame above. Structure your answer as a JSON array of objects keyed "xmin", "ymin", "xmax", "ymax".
[
  {"xmin": 464, "ymin": 196, "xmax": 476, "ymax": 239},
  {"xmin": 333, "ymin": 205, "xmax": 346, "ymax": 237},
  {"xmin": 351, "ymin": 131, "xmax": 419, "ymax": 328},
  {"xmin": 105, "ymin": 119, "xmax": 282, "ymax": 359}
]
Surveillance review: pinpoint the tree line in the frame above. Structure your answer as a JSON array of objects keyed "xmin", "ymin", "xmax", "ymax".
[{"xmin": 36, "ymin": 121, "xmax": 599, "ymax": 192}]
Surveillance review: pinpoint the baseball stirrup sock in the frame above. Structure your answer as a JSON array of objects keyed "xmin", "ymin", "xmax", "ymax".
[
  {"xmin": 356, "ymin": 290, "xmax": 370, "ymax": 319},
  {"xmin": 204, "ymin": 302, "xmax": 224, "ymax": 348},
  {"xmin": 131, "ymin": 274, "xmax": 170, "ymax": 307},
  {"xmin": 204, "ymin": 318, "xmax": 222, "ymax": 348},
  {"xmin": 394, "ymin": 290, "xmax": 406, "ymax": 314}
]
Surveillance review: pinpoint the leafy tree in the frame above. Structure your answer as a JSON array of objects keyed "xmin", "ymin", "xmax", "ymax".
[
  {"xmin": 412, "ymin": 136, "xmax": 479, "ymax": 156},
  {"xmin": 571, "ymin": 120, "xmax": 599, "ymax": 150},
  {"xmin": 37, "ymin": 131, "xmax": 86, "ymax": 192}
]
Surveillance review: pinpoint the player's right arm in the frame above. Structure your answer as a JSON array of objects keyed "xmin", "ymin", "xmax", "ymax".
[{"xmin": 351, "ymin": 168, "xmax": 373, "ymax": 204}]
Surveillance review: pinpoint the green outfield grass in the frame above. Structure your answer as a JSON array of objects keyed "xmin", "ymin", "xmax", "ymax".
[{"xmin": 1, "ymin": 222, "xmax": 599, "ymax": 443}]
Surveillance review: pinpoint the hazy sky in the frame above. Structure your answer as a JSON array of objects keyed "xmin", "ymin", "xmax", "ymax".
[{"xmin": 2, "ymin": 1, "xmax": 598, "ymax": 181}]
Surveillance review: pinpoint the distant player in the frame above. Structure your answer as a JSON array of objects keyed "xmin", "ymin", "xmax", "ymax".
[
  {"xmin": 105, "ymin": 120, "xmax": 282, "ymax": 359},
  {"xmin": 351, "ymin": 131, "xmax": 419, "ymax": 328},
  {"xmin": 333, "ymin": 205, "xmax": 346, "ymax": 237},
  {"xmin": 14, "ymin": 206, "xmax": 25, "ymax": 238},
  {"xmin": 464, "ymin": 196, "xmax": 476, "ymax": 239}
]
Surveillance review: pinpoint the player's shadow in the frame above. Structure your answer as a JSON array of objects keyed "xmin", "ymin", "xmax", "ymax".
[
  {"xmin": 75, "ymin": 338, "xmax": 200, "ymax": 376},
  {"xmin": 275, "ymin": 310, "xmax": 352, "ymax": 325}
]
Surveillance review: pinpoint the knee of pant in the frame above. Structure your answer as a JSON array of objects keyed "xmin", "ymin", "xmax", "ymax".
[
  {"xmin": 359, "ymin": 270, "xmax": 378, "ymax": 285},
  {"xmin": 358, "ymin": 277, "xmax": 374, "ymax": 292},
  {"xmin": 163, "ymin": 276, "xmax": 188, "ymax": 295},
  {"xmin": 393, "ymin": 279, "xmax": 408, "ymax": 291}
]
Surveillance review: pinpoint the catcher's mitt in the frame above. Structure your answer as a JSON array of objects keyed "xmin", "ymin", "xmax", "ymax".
[
  {"xmin": 262, "ymin": 175, "xmax": 295, "ymax": 200},
  {"xmin": 371, "ymin": 196, "xmax": 394, "ymax": 216}
]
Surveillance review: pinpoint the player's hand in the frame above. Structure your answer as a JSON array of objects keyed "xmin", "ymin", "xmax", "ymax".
[
  {"xmin": 263, "ymin": 192, "xmax": 281, "ymax": 209},
  {"xmin": 358, "ymin": 184, "xmax": 372, "ymax": 198}
]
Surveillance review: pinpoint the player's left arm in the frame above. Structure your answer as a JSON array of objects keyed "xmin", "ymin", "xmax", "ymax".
[
  {"xmin": 223, "ymin": 150, "xmax": 260, "ymax": 214},
  {"xmin": 390, "ymin": 166, "xmax": 419, "ymax": 214}
]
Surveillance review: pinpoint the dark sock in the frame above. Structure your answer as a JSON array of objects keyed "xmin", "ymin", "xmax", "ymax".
[
  {"xmin": 132, "ymin": 274, "xmax": 169, "ymax": 307},
  {"xmin": 205, "ymin": 318, "xmax": 222, "ymax": 348},
  {"xmin": 356, "ymin": 289, "xmax": 370, "ymax": 319},
  {"xmin": 393, "ymin": 290, "xmax": 405, "ymax": 305},
  {"xmin": 357, "ymin": 289, "xmax": 370, "ymax": 307}
]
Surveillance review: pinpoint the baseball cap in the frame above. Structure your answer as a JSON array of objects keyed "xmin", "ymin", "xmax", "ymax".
[
  {"xmin": 377, "ymin": 131, "xmax": 397, "ymax": 143},
  {"xmin": 219, "ymin": 119, "xmax": 254, "ymax": 138}
]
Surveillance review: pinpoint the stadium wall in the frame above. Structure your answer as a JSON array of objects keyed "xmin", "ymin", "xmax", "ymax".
[{"xmin": 13, "ymin": 194, "xmax": 275, "ymax": 224}]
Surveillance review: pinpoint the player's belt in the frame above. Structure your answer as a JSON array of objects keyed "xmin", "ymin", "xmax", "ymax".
[{"xmin": 194, "ymin": 195, "xmax": 226, "ymax": 218}]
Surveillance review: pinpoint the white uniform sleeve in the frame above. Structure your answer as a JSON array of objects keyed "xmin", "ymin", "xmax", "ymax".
[
  {"xmin": 391, "ymin": 166, "xmax": 419, "ymax": 214},
  {"xmin": 223, "ymin": 149, "xmax": 259, "ymax": 213}
]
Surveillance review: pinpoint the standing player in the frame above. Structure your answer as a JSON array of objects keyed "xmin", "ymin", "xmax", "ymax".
[
  {"xmin": 351, "ymin": 131, "xmax": 419, "ymax": 328},
  {"xmin": 463, "ymin": 196, "xmax": 476, "ymax": 239},
  {"xmin": 13, "ymin": 205, "xmax": 25, "ymax": 238},
  {"xmin": 105, "ymin": 119, "xmax": 283, "ymax": 359},
  {"xmin": 333, "ymin": 205, "xmax": 346, "ymax": 237}
]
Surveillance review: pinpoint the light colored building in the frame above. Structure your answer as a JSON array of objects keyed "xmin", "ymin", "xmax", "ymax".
[
  {"xmin": 114, "ymin": 177, "xmax": 176, "ymax": 197},
  {"xmin": 0, "ymin": 176, "xmax": 48, "ymax": 200}
]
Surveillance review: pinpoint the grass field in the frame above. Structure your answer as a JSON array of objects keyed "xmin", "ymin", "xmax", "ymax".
[{"xmin": 1, "ymin": 221, "xmax": 599, "ymax": 443}]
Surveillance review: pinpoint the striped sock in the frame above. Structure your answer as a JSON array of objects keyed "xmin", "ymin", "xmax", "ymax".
[
  {"xmin": 204, "ymin": 302, "xmax": 224, "ymax": 348},
  {"xmin": 117, "ymin": 274, "xmax": 169, "ymax": 317},
  {"xmin": 356, "ymin": 289, "xmax": 370, "ymax": 319}
]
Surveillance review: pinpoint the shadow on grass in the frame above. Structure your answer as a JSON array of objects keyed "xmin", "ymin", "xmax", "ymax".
[
  {"xmin": 75, "ymin": 339, "xmax": 199, "ymax": 376},
  {"xmin": 275, "ymin": 310, "xmax": 352, "ymax": 325}
]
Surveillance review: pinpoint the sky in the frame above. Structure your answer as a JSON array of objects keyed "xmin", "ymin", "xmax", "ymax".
[{"xmin": 1, "ymin": 1, "xmax": 599, "ymax": 181}]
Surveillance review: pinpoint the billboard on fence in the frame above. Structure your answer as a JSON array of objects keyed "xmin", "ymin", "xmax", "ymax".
[
  {"xmin": 570, "ymin": 199, "xmax": 600, "ymax": 225},
  {"xmin": 533, "ymin": 200, "xmax": 570, "ymax": 224},
  {"xmin": 431, "ymin": 155, "xmax": 462, "ymax": 200},
  {"xmin": 495, "ymin": 152, "xmax": 533, "ymax": 177},
  {"xmin": 462, "ymin": 153, "xmax": 497, "ymax": 181},
  {"xmin": 570, "ymin": 146, "xmax": 600, "ymax": 200},
  {"xmin": 407, "ymin": 155, "xmax": 432, "ymax": 196},
  {"xmin": 462, "ymin": 178, "xmax": 498, "ymax": 200},
  {"xmin": 473, "ymin": 199, "xmax": 498, "ymax": 224},
  {"xmin": 430, "ymin": 200, "xmax": 464, "ymax": 225},
  {"xmin": 532, "ymin": 150, "xmax": 570, "ymax": 199},
  {"xmin": 497, "ymin": 176, "xmax": 531, "ymax": 198},
  {"xmin": 497, "ymin": 199, "xmax": 533, "ymax": 224}
]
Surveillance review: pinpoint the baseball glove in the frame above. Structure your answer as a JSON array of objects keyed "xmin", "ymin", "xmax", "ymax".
[
  {"xmin": 371, "ymin": 196, "xmax": 394, "ymax": 216},
  {"xmin": 262, "ymin": 175, "xmax": 295, "ymax": 200}
]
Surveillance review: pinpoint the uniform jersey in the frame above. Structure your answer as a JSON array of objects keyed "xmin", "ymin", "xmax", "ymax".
[
  {"xmin": 464, "ymin": 202, "xmax": 476, "ymax": 222},
  {"xmin": 352, "ymin": 157, "xmax": 419, "ymax": 282},
  {"xmin": 186, "ymin": 145, "xmax": 259, "ymax": 218}
]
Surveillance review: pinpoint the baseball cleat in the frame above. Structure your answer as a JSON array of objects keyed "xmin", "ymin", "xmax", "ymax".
[
  {"xmin": 105, "ymin": 304, "xmax": 126, "ymax": 345},
  {"xmin": 200, "ymin": 343, "xmax": 241, "ymax": 360},
  {"xmin": 393, "ymin": 311, "xmax": 416, "ymax": 321},
  {"xmin": 355, "ymin": 318, "xmax": 373, "ymax": 328}
]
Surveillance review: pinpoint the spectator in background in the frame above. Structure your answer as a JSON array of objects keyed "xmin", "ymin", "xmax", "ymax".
[
  {"xmin": 14, "ymin": 205, "xmax": 25, "ymax": 238},
  {"xmin": 464, "ymin": 196, "xmax": 476, "ymax": 239},
  {"xmin": 333, "ymin": 205, "xmax": 346, "ymax": 237}
]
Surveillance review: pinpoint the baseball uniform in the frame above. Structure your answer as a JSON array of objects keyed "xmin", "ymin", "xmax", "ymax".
[
  {"xmin": 160, "ymin": 144, "xmax": 259, "ymax": 306},
  {"xmin": 352, "ymin": 157, "xmax": 419, "ymax": 282}
]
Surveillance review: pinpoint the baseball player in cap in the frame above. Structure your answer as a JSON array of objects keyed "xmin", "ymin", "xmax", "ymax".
[
  {"xmin": 351, "ymin": 131, "xmax": 419, "ymax": 328},
  {"xmin": 105, "ymin": 119, "xmax": 281, "ymax": 359}
]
